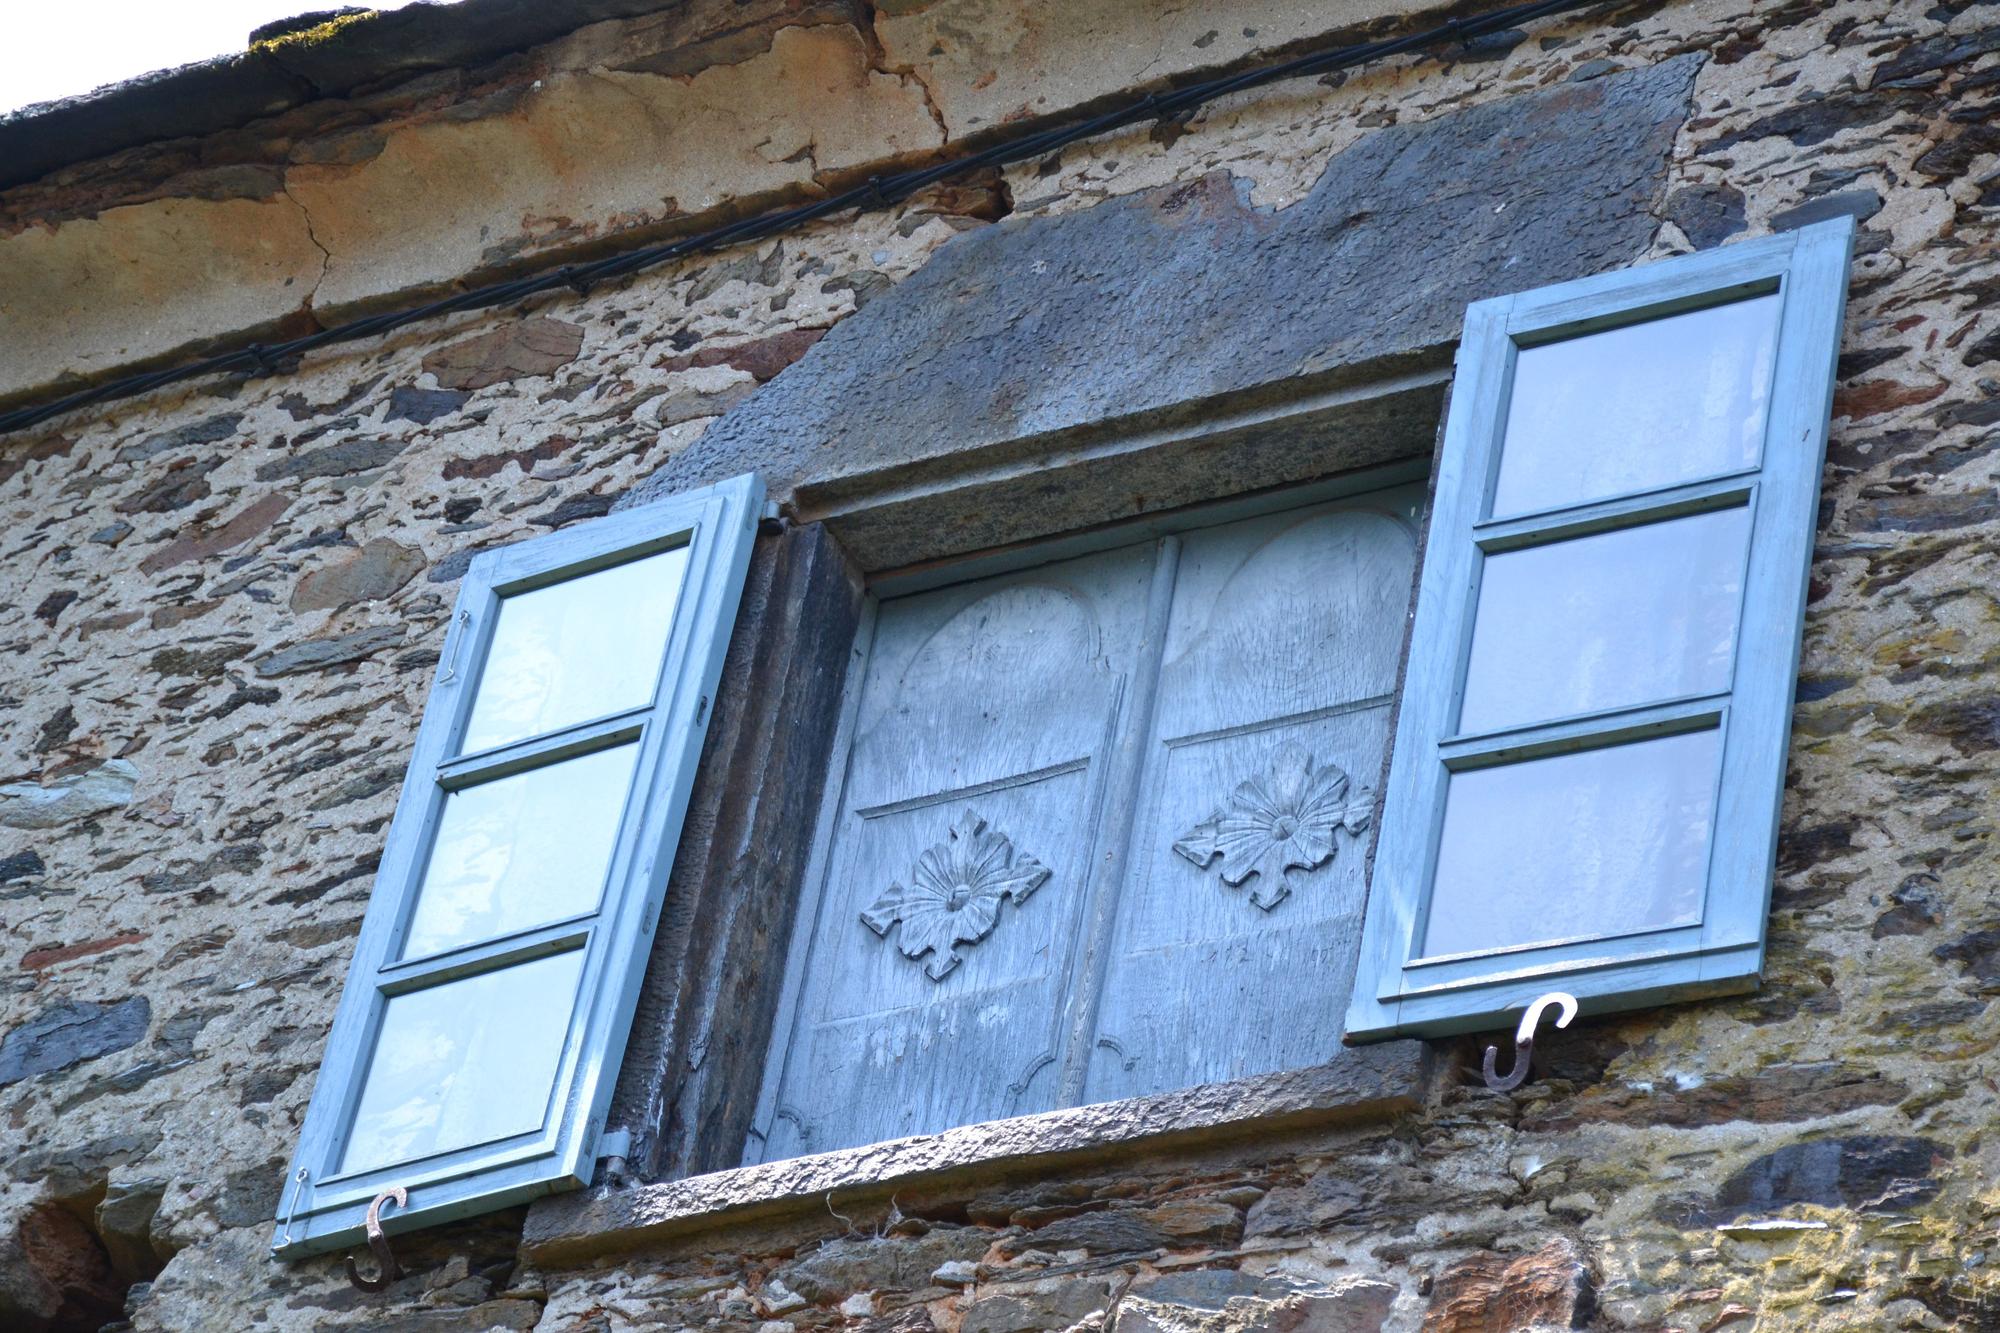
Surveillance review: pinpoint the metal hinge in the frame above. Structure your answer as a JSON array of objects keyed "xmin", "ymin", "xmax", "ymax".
[{"xmin": 598, "ymin": 1128, "xmax": 633, "ymax": 1185}]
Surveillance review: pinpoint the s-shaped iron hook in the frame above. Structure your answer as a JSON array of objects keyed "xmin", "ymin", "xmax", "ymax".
[
  {"xmin": 344, "ymin": 1186, "xmax": 408, "ymax": 1293},
  {"xmin": 1481, "ymin": 991, "xmax": 1578, "ymax": 1092}
]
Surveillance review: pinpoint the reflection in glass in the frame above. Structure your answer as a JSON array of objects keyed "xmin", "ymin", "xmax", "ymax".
[
  {"xmin": 1422, "ymin": 728, "xmax": 1720, "ymax": 957},
  {"xmin": 401, "ymin": 743, "xmax": 638, "ymax": 958},
  {"xmin": 1491, "ymin": 293, "xmax": 1781, "ymax": 516},
  {"xmin": 340, "ymin": 949, "xmax": 583, "ymax": 1176},
  {"xmin": 461, "ymin": 545, "xmax": 689, "ymax": 754},
  {"xmin": 1459, "ymin": 507, "xmax": 1750, "ymax": 734}
]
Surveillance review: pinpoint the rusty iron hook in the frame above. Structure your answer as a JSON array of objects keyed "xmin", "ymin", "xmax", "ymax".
[
  {"xmin": 343, "ymin": 1186, "xmax": 409, "ymax": 1293},
  {"xmin": 1481, "ymin": 991, "xmax": 1578, "ymax": 1092}
]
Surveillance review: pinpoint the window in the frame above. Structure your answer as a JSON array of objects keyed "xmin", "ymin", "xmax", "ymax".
[
  {"xmin": 748, "ymin": 480, "xmax": 1422, "ymax": 1162},
  {"xmin": 1346, "ymin": 217, "xmax": 1855, "ymax": 1040},
  {"xmin": 272, "ymin": 473, "xmax": 762, "ymax": 1259},
  {"xmin": 277, "ymin": 221, "xmax": 1856, "ymax": 1251}
]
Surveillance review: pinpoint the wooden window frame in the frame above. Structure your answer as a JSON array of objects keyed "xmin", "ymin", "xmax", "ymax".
[
  {"xmin": 273, "ymin": 473, "xmax": 763, "ymax": 1259},
  {"xmin": 1345, "ymin": 219, "xmax": 1856, "ymax": 1042},
  {"xmin": 437, "ymin": 223, "xmax": 1855, "ymax": 1261}
]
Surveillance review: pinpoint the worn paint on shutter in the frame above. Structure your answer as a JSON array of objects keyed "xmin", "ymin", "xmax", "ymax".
[
  {"xmin": 753, "ymin": 480, "xmax": 1422, "ymax": 1161},
  {"xmin": 1082, "ymin": 492, "xmax": 1420, "ymax": 1103},
  {"xmin": 752, "ymin": 544, "xmax": 1156, "ymax": 1160}
]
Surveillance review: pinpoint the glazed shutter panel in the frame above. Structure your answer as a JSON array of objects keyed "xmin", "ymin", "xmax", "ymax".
[
  {"xmin": 274, "ymin": 473, "xmax": 761, "ymax": 1258},
  {"xmin": 1347, "ymin": 219, "xmax": 1854, "ymax": 1040},
  {"xmin": 749, "ymin": 543, "xmax": 1156, "ymax": 1160},
  {"xmin": 1084, "ymin": 490, "xmax": 1420, "ymax": 1102}
]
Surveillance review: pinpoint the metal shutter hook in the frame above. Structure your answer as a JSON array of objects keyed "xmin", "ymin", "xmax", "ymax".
[
  {"xmin": 344, "ymin": 1186, "xmax": 409, "ymax": 1293},
  {"xmin": 1481, "ymin": 991, "xmax": 1577, "ymax": 1092}
]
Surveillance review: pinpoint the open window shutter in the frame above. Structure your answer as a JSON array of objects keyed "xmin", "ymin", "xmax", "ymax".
[
  {"xmin": 1346, "ymin": 219, "xmax": 1854, "ymax": 1041},
  {"xmin": 273, "ymin": 473, "xmax": 761, "ymax": 1258}
]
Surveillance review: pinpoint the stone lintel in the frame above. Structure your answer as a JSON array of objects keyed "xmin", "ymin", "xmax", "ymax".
[
  {"xmin": 804, "ymin": 367, "xmax": 1449, "ymax": 574},
  {"xmin": 632, "ymin": 56, "xmax": 1701, "ymax": 532},
  {"xmin": 521, "ymin": 1040, "xmax": 1439, "ymax": 1267}
]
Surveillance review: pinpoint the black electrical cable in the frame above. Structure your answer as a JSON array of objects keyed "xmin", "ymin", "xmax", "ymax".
[{"xmin": 0, "ymin": 0, "xmax": 1606, "ymax": 438}]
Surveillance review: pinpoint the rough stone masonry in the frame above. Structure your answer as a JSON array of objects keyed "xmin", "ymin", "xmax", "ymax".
[{"xmin": 2, "ymin": 0, "xmax": 2000, "ymax": 1329}]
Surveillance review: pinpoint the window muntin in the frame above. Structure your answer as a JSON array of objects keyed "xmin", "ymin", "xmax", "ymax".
[
  {"xmin": 400, "ymin": 740, "xmax": 640, "ymax": 958},
  {"xmin": 340, "ymin": 948, "xmax": 586, "ymax": 1175},
  {"xmin": 751, "ymin": 484, "xmax": 1420, "ymax": 1163},
  {"xmin": 275, "ymin": 474, "xmax": 761, "ymax": 1260},
  {"xmin": 1348, "ymin": 219, "xmax": 1855, "ymax": 1041},
  {"xmin": 1421, "ymin": 726, "xmax": 1720, "ymax": 958}
]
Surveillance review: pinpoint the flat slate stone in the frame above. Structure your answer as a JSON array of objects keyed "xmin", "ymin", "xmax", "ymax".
[
  {"xmin": 252, "ymin": 625, "xmax": 405, "ymax": 676},
  {"xmin": 0, "ymin": 760, "xmax": 138, "ymax": 831},
  {"xmin": 629, "ymin": 55, "xmax": 1699, "ymax": 519},
  {"xmin": 1700, "ymin": 1135, "xmax": 1950, "ymax": 1223},
  {"xmin": 522, "ymin": 1042, "xmax": 1437, "ymax": 1265},
  {"xmin": 0, "ymin": 998, "xmax": 150, "ymax": 1087}
]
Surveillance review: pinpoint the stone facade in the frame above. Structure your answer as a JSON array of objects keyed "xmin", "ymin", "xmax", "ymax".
[{"xmin": 1, "ymin": 0, "xmax": 1998, "ymax": 1330}]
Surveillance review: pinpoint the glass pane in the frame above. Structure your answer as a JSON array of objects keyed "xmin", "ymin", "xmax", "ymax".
[
  {"xmin": 1491, "ymin": 293, "xmax": 1780, "ymax": 516},
  {"xmin": 1459, "ymin": 506, "xmax": 1750, "ymax": 734},
  {"xmin": 340, "ymin": 948, "xmax": 584, "ymax": 1175},
  {"xmin": 461, "ymin": 545, "xmax": 690, "ymax": 753},
  {"xmin": 1422, "ymin": 728, "xmax": 1719, "ymax": 958},
  {"xmin": 401, "ymin": 743, "xmax": 638, "ymax": 958}
]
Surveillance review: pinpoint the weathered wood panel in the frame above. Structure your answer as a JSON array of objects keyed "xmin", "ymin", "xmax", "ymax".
[
  {"xmin": 609, "ymin": 521, "xmax": 866, "ymax": 1181},
  {"xmin": 1084, "ymin": 495, "xmax": 1419, "ymax": 1103},
  {"xmin": 753, "ymin": 545, "xmax": 1154, "ymax": 1158}
]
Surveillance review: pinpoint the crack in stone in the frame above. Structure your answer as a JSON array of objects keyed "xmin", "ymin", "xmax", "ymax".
[
  {"xmin": 853, "ymin": 0, "xmax": 950, "ymax": 143},
  {"xmin": 899, "ymin": 63, "xmax": 950, "ymax": 143},
  {"xmin": 280, "ymin": 179, "xmax": 332, "ymax": 315}
]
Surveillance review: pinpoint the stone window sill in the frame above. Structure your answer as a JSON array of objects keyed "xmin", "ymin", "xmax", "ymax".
[{"xmin": 521, "ymin": 1041, "xmax": 1439, "ymax": 1266}]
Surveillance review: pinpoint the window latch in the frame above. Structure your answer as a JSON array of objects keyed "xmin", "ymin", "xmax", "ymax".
[
  {"xmin": 1480, "ymin": 991, "xmax": 1577, "ymax": 1092},
  {"xmin": 344, "ymin": 1186, "xmax": 409, "ymax": 1293},
  {"xmin": 437, "ymin": 609, "xmax": 473, "ymax": 685}
]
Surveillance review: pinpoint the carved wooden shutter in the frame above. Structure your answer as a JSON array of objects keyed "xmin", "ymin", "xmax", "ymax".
[
  {"xmin": 751, "ymin": 543, "xmax": 1156, "ymax": 1159},
  {"xmin": 752, "ymin": 484, "xmax": 1418, "ymax": 1159},
  {"xmin": 1347, "ymin": 219, "xmax": 1855, "ymax": 1040},
  {"xmin": 274, "ymin": 474, "xmax": 761, "ymax": 1258},
  {"xmin": 1083, "ymin": 496, "xmax": 1419, "ymax": 1102}
]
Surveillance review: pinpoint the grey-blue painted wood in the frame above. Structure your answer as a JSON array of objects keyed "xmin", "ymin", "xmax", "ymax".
[
  {"xmin": 273, "ymin": 473, "xmax": 764, "ymax": 1259},
  {"xmin": 1346, "ymin": 218, "xmax": 1856, "ymax": 1041},
  {"xmin": 750, "ymin": 484, "xmax": 1422, "ymax": 1162},
  {"xmin": 750, "ymin": 543, "xmax": 1156, "ymax": 1159},
  {"xmin": 1084, "ymin": 493, "xmax": 1420, "ymax": 1103}
]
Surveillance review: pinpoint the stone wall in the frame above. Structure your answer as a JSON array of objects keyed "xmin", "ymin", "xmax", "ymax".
[{"xmin": 2, "ymin": 0, "xmax": 1998, "ymax": 1330}]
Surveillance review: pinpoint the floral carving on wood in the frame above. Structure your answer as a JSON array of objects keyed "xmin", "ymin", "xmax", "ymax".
[
  {"xmin": 1173, "ymin": 743, "xmax": 1372, "ymax": 910},
  {"xmin": 862, "ymin": 808, "xmax": 1052, "ymax": 980}
]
